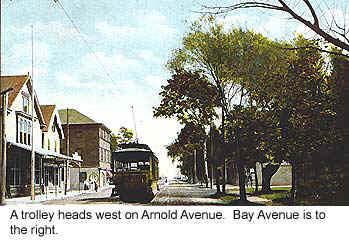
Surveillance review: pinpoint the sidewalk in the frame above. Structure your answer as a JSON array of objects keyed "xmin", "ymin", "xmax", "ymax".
[{"xmin": 5, "ymin": 185, "xmax": 113, "ymax": 204}]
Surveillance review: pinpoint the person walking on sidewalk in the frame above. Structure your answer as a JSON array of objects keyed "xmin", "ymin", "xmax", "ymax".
[{"xmin": 94, "ymin": 180, "xmax": 98, "ymax": 192}]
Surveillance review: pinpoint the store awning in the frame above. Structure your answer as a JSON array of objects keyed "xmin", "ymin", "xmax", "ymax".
[{"xmin": 7, "ymin": 140, "xmax": 83, "ymax": 164}]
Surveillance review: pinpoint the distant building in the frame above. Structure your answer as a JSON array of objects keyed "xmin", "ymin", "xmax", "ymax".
[{"xmin": 58, "ymin": 109, "xmax": 112, "ymax": 190}]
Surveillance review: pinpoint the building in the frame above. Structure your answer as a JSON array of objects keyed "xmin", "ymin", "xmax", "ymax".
[
  {"xmin": 0, "ymin": 75, "xmax": 81, "ymax": 198},
  {"xmin": 40, "ymin": 104, "xmax": 81, "ymax": 194},
  {"xmin": 58, "ymin": 109, "xmax": 112, "ymax": 190}
]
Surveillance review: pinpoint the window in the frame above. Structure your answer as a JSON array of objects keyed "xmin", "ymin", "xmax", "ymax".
[
  {"xmin": 19, "ymin": 119, "xmax": 23, "ymax": 144},
  {"xmin": 7, "ymin": 167, "xmax": 22, "ymax": 186},
  {"xmin": 23, "ymin": 121, "xmax": 27, "ymax": 145},
  {"xmin": 55, "ymin": 140, "xmax": 58, "ymax": 152},
  {"xmin": 18, "ymin": 119, "xmax": 32, "ymax": 146},
  {"xmin": 61, "ymin": 168, "xmax": 65, "ymax": 181},
  {"xmin": 22, "ymin": 96, "xmax": 29, "ymax": 113},
  {"xmin": 28, "ymin": 122, "xmax": 32, "ymax": 145},
  {"xmin": 48, "ymin": 138, "xmax": 51, "ymax": 150},
  {"xmin": 35, "ymin": 157, "xmax": 41, "ymax": 184}
]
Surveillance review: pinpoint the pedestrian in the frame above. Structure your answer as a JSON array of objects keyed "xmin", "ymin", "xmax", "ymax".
[
  {"xmin": 94, "ymin": 180, "xmax": 98, "ymax": 192},
  {"xmin": 84, "ymin": 180, "xmax": 89, "ymax": 190}
]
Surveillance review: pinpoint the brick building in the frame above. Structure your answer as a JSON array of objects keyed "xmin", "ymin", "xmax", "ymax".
[{"xmin": 58, "ymin": 109, "xmax": 112, "ymax": 190}]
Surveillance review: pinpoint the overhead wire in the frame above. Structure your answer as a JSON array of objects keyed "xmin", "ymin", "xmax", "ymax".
[{"xmin": 53, "ymin": 0, "xmax": 117, "ymax": 89}]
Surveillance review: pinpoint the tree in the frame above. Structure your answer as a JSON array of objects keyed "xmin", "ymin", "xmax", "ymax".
[
  {"xmin": 202, "ymin": 0, "xmax": 349, "ymax": 54},
  {"xmin": 166, "ymin": 17, "xmax": 292, "ymax": 201},
  {"xmin": 154, "ymin": 69, "xmax": 219, "ymax": 189},
  {"xmin": 110, "ymin": 127, "xmax": 134, "ymax": 151},
  {"xmin": 166, "ymin": 123, "xmax": 208, "ymax": 184},
  {"xmin": 154, "ymin": 69, "xmax": 220, "ymax": 126}
]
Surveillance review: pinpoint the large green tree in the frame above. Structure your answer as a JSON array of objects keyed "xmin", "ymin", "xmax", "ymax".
[
  {"xmin": 154, "ymin": 69, "xmax": 219, "ymax": 188},
  {"xmin": 166, "ymin": 17, "xmax": 292, "ymax": 201}
]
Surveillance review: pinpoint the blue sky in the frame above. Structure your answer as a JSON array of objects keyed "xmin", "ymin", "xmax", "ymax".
[{"xmin": 2, "ymin": 0, "xmax": 347, "ymax": 177}]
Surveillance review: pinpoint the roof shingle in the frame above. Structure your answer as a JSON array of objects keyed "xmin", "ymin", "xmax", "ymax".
[
  {"xmin": 58, "ymin": 109, "xmax": 96, "ymax": 124},
  {"xmin": 40, "ymin": 105, "xmax": 56, "ymax": 132},
  {"xmin": 0, "ymin": 75, "xmax": 30, "ymax": 107}
]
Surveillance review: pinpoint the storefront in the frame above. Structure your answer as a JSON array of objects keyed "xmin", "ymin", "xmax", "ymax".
[{"xmin": 6, "ymin": 141, "xmax": 82, "ymax": 198}]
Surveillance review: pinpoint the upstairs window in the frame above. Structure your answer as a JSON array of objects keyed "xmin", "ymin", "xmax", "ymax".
[
  {"xmin": 22, "ymin": 96, "xmax": 29, "ymax": 114},
  {"xmin": 18, "ymin": 118, "xmax": 32, "ymax": 146}
]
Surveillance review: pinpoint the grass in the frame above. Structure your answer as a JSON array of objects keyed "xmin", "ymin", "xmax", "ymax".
[
  {"xmin": 258, "ymin": 192, "xmax": 290, "ymax": 200},
  {"xmin": 255, "ymin": 187, "xmax": 291, "ymax": 205},
  {"xmin": 219, "ymin": 194, "xmax": 239, "ymax": 202},
  {"xmin": 216, "ymin": 186, "xmax": 292, "ymax": 205}
]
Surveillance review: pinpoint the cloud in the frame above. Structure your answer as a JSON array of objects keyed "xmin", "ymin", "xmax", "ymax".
[
  {"xmin": 95, "ymin": 22, "xmax": 138, "ymax": 40},
  {"xmin": 53, "ymin": 51, "xmax": 142, "ymax": 92},
  {"xmin": 143, "ymin": 75, "xmax": 165, "ymax": 88},
  {"xmin": 137, "ymin": 49, "xmax": 161, "ymax": 63},
  {"xmin": 95, "ymin": 11, "xmax": 177, "ymax": 44}
]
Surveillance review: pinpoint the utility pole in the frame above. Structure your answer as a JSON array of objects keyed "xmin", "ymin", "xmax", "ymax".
[
  {"xmin": 64, "ymin": 108, "xmax": 69, "ymax": 195},
  {"xmin": 0, "ymin": 1, "xmax": 13, "ymax": 204},
  {"xmin": 30, "ymin": 25, "xmax": 35, "ymax": 200},
  {"xmin": 0, "ymin": 0, "xmax": 3, "ymax": 204}
]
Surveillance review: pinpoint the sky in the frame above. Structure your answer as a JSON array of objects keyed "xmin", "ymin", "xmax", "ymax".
[{"xmin": 1, "ymin": 0, "xmax": 347, "ymax": 177}]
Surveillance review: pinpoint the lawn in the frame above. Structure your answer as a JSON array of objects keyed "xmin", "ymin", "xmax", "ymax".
[{"xmin": 256, "ymin": 187, "xmax": 291, "ymax": 205}]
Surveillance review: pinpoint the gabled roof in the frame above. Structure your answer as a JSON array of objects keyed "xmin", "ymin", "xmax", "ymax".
[
  {"xmin": 40, "ymin": 105, "xmax": 56, "ymax": 132},
  {"xmin": 58, "ymin": 109, "xmax": 96, "ymax": 124},
  {"xmin": 0, "ymin": 75, "xmax": 29, "ymax": 108},
  {"xmin": 0, "ymin": 74, "xmax": 46, "ymax": 128}
]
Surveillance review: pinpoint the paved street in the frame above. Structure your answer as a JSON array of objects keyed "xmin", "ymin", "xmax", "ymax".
[
  {"xmin": 151, "ymin": 180, "xmax": 227, "ymax": 205},
  {"xmin": 6, "ymin": 179, "xmax": 269, "ymax": 205},
  {"xmin": 41, "ymin": 180, "xmax": 225, "ymax": 205}
]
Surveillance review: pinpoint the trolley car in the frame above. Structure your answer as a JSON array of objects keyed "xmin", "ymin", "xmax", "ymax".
[{"xmin": 111, "ymin": 143, "xmax": 159, "ymax": 201}]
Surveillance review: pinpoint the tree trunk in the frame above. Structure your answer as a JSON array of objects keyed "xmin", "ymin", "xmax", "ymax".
[
  {"xmin": 237, "ymin": 161, "xmax": 247, "ymax": 201},
  {"xmin": 261, "ymin": 163, "xmax": 280, "ymax": 193},
  {"xmin": 235, "ymin": 128, "xmax": 246, "ymax": 201},
  {"xmin": 221, "ymin": 107, "xmax": 226, "ymax": 194},
  {"xmin": 290, "ymin": 159, "xmax": 297, "ymax": 205},
  {"xmin": 214, "ymin": 161, "xmax": 221, "ymax": 194},
  {"xmin": 253, "ymin": 164, "xmax": 259, "ymax": 193}
]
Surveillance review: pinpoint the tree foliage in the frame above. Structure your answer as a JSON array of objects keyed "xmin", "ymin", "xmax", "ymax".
[
  {"xmin": 110, "ymin": 126, "xmax": 134, "ymax": 151},
  {"xmin": 154, "ymin": 69, "xmax": 220, "ymax": 126},
  {"xmin": 202, "ymin": 0, "xmax": 349, "ymax": 54}
]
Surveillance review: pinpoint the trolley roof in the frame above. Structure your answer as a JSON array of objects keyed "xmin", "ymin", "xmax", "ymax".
[{"xmin": 112, "ymin": 148, "xmax": 153, "ymax": 162}]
